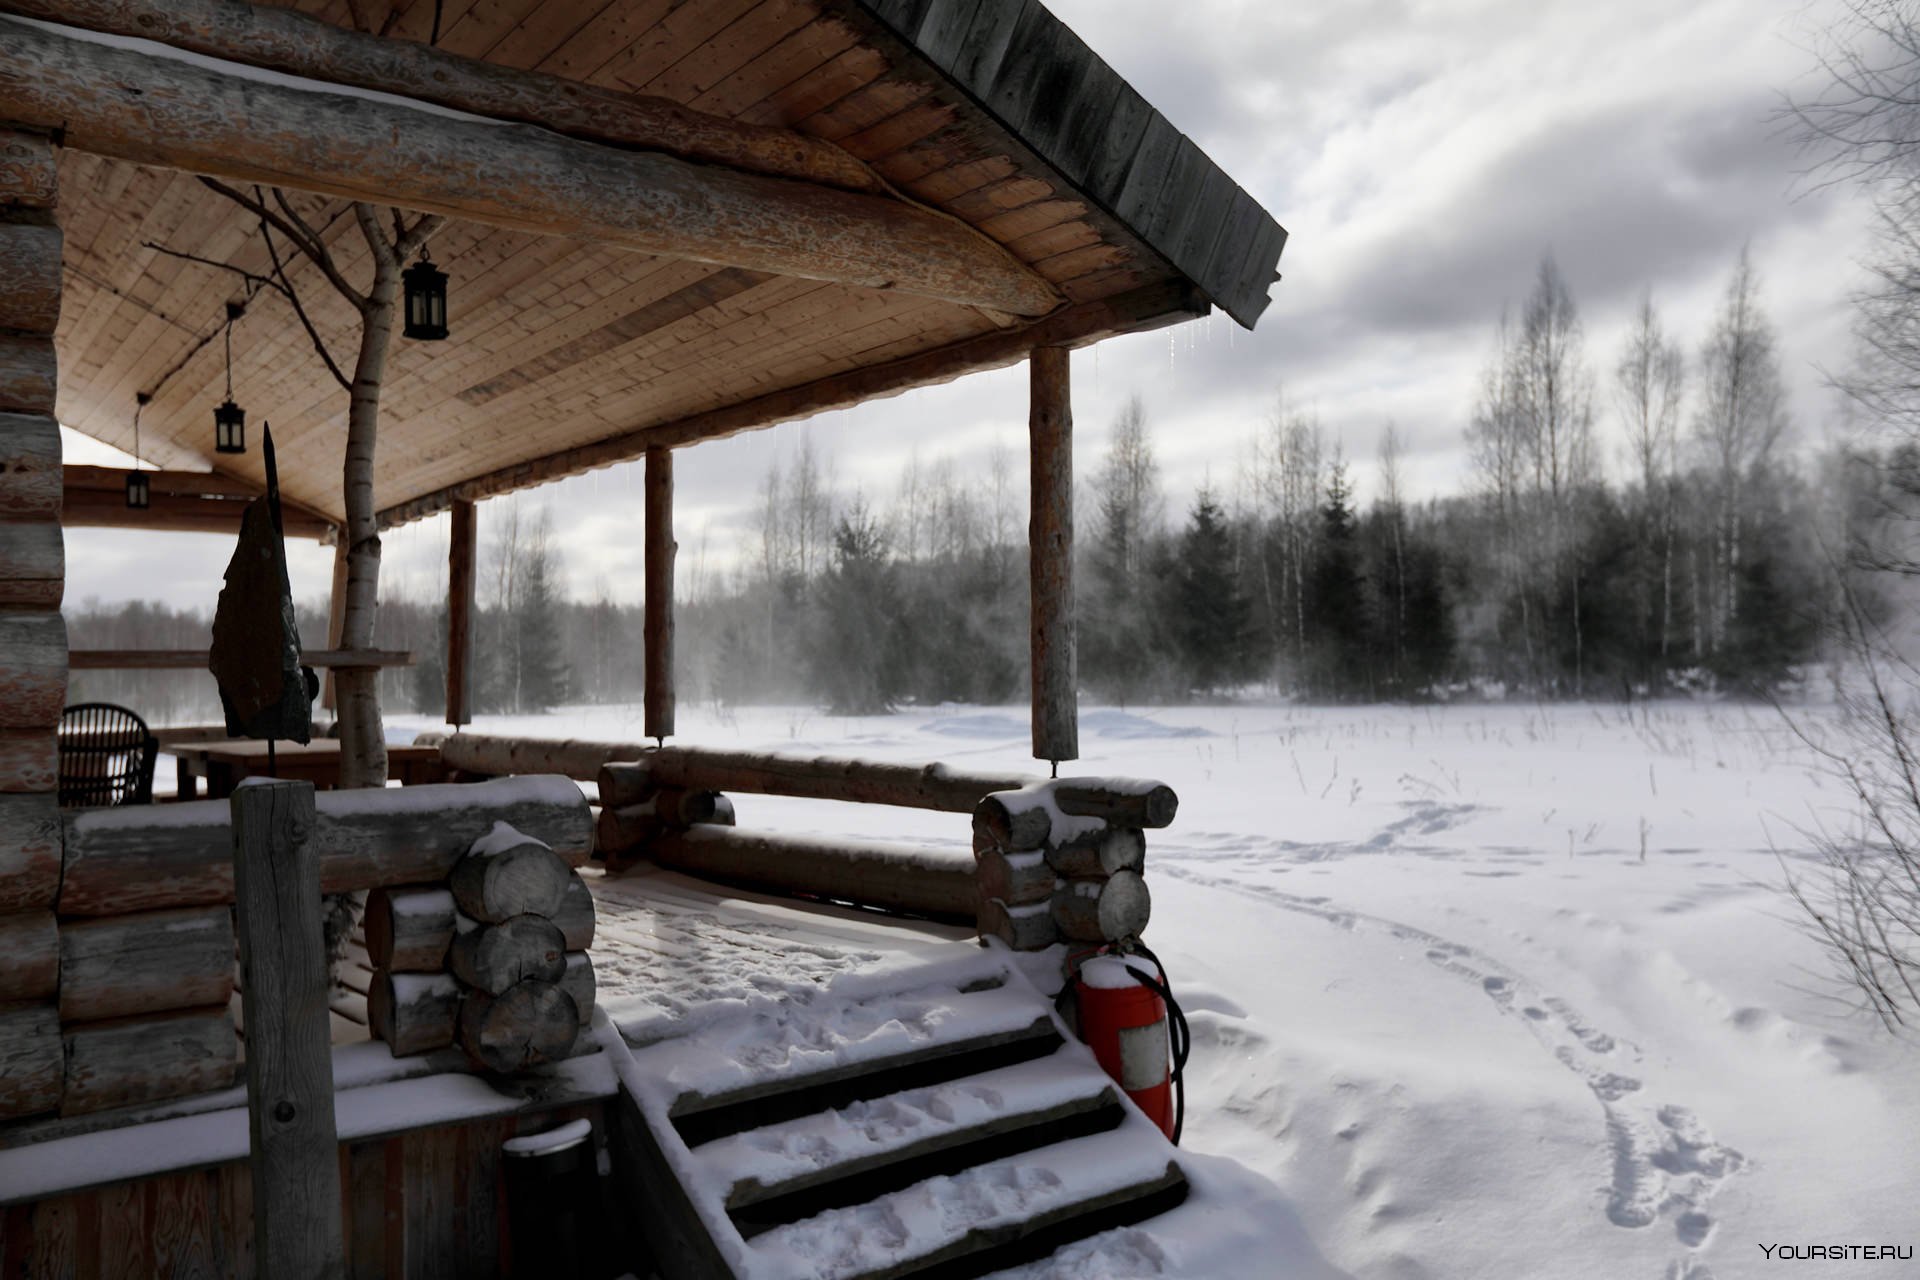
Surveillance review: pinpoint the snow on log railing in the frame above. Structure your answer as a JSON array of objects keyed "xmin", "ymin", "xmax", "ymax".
[
  {"xmin": 437, "ymin": 734, "xmax": 1177, "ymax": 951},
  {"xmin": 0, "ymin": 776, "xmax": 593, "ymax": 1127}
]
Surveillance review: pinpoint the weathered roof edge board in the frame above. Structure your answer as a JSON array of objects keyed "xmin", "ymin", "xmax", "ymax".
[{"xmin": 851, "ymin": 0, "xmax": 1287, "ymax": 330}]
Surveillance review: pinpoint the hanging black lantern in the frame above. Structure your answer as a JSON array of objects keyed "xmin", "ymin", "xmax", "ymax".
[
  {"xmin": 214, "ymin": 301, "xmax": 246, "ymax": 454},
  {"xmin": 214, "ymin": 398, "xmax": 246, "ymax": 454},
  {"xmin": 126, "ymin": 393, "xmax": 150, "ymax": 510},
  {"xmin": 403, "ymin": 250, "xmax": 448, "ymax": 341}
]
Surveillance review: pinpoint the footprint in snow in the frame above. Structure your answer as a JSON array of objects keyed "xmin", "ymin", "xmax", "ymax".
[{"xmin": 1156, "ymin": 863, "xmax": 1747, "ymax": 1269}]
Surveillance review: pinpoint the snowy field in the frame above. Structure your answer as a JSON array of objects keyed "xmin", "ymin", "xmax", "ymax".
[{"xmin": 387, "ymin": 698, "xmax": 1920, "ymax": 1279}]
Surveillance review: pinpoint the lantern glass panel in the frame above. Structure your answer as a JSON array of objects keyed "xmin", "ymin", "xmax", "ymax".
[
  {"xmin": 214, "ymin": 399, "xmax": 246, "ymax": 454},
  {"xmin": 125, "ymin": 471, "xmax": 149, "ymax": 510}
]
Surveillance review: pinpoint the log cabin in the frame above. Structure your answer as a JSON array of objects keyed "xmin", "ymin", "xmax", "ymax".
[{"xmin": 0, "ymin": 0, "xmax": 1286, "ymax": 1274}]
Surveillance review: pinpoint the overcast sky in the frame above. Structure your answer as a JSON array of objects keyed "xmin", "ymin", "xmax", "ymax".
[{"xmin": 64, "ymin": 0, "xmax": 1876, "ymax": 614}]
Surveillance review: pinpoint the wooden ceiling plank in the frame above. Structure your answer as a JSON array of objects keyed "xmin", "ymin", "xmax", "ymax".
[
  {"xmin": 1031, "ymin": 242, "xmax": 1132, "ymax": 284},
  {"xmin": 896, "ymin": 155, "xmax": 1022, "ymax": 204},
  {"xmin": 943, "ymin": 175, "xmax": 1055, "ymax": 223},
  {"xmin": 456, "ymin": 266, "xmax": 776, "ymax": 409},
  {"xmin": 734, "ymin": 43, "xmax": 889, "ymax": 126},
  {"xmin": 1055, "ymin": 262, "xmax": 1162, "ymax": 304},
  {"xmin": 533, "ymin": 0, "xmax": 676, "ymax": 82},
  {"xmin": 376, "ymin": 280, "xmax": 1204, "ymax": 526},
  {"xmin": 408, "ymin": 254, "xmax": 710, "ymax": 410},
  {"xmin": 833, "ymin": 100, "xmax": 959, "ymax": 162},
  {"xmin": 866, "ymin": 136, "xmax": 967, "ymax": 187},
  {"xmin": 594, "ymin": 0, "xmax": 765, "ymax": 94},
  {"xmin": 442, "ymin": 271, "xmax": 830, "ymax": 435},
  {"xmin": 975, "ymin": 198, "xmax": 1087, "ymax": 245},
  {"xmin": 687, "ymin": 17, "xmax": 861, "ymax": 118},
  {"xmin": 478, "ymin": 0, "xmax": 607, "ymax": 72},
  {"xmin": 1004, "ymin": 219, "xmax": 1099, "ymax": 264},
  {"xmin": 800, "ymin": 77, "xmax": 935, "ymax": 143},
  {"xmin": 640, "ymin": 0, "xmax": 824, "ymax": 104},
  {"xmin": 56, "ymin": 167, "xmax": 202, "ymax": 372}
]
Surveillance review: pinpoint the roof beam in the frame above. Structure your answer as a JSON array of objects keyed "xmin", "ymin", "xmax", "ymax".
[
  {"xmin": 63, "ymin": 466, "xmax": 336, "ymax": 540},
  {"xmin": 0, "ymin": 0, "xmax": 885, "ymax": 196},
  {"xmin": 377, "ymin": 280, "xmax": 1208, "ymax": 528},
  {"xmin": 0, "ymin": 16, "xmax": 1063, "ymax": 318}
]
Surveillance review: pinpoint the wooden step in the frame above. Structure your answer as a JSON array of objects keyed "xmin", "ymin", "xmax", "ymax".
[
  {"xmin": 668, "ymin": 1005, "xmax": 1063, "ymax": 1149},
  {"xmin": 714, "ymin": 1051, "xmax": 1121, "ymax": 1228},
  {"xmin": 747, "ymin": 1128, "xmax": 1189, "ymax": 1280},
  {"xmin": 708, "ymin": 1050, "xmax": 1119, "ymax": 1215}
]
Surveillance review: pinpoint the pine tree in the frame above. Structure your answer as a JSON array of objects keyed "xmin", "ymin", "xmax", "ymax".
[
  {"xmin": 806, "ymin": 498, "xmax": 898, "ymax": 714},
  {"xmin": 1306, "ymin": 457, "xmax": 1373, "ymax": 699},
  {"xmin": 1166, "ymin": 489, "xmax": 1253, "ymax": 695},
  {"xmin": 515, "ymin": 532, "xmax": 570, "ymax": 712}
]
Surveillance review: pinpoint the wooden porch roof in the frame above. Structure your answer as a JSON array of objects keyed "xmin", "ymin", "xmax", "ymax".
[{"xmin": 40, "ymin": 0, "xmax": 1286, "ymax": 530}]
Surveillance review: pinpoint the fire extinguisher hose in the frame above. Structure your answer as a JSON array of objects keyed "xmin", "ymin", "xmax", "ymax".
[{"xmin": 1120, "ymin": 942, "xmax": 1192, "ymax": 1146}]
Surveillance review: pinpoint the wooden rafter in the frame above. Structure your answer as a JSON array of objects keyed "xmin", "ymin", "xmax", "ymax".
[
  {"xmin": 0, "ymin": 16, "xmax": 1062, "ymax": 317},
  {"xmin": 377, "ymin": 280, "xmax": 1208, "ymax": 528}
]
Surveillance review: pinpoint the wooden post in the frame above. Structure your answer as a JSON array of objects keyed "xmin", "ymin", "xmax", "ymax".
[
  {"xmin": 644, "ymin": 447, "xmax": 675, "ymax": 741},
  {"xmin": 320, "ymin": 537, "xmax": 347, "ymax": 712},
  {"xmin": 446, "ymin": 499, "xmax": 475, "ymax": 726},
  {"xmin": 1029, "ymin": 346, "xmax": 1078, "ymax": 763},
  {"xmin": 230, "ymin": 779, "xmax": 344, "ymax": 1279}
]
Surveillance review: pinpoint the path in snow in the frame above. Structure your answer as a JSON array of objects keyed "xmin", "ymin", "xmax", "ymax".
[{"xmin": 1159, "ymin": 858, "xmax": 1744, "ymax": 1275}]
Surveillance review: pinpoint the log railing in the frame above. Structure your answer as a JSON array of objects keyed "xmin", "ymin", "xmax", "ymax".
[
  {"xmin": 441, "ymin": 734, "xmax": 1176, "ymax": 952},
  {"xmin": 0, "ymin": 775, "xmax": 594, "ymax": 1127}
]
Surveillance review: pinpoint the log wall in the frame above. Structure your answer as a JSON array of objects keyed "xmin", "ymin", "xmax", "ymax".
[
  {"xmin": 359, "ymin": 819, "xmax": 599, "ymax": 1075},
  {"xmin": 0, "ymin": 122, "xmax": 65, "ymax": 1127},
  {"xmin": 971, "ymin": 780, "xmax": 1167, "ymax": 953},
  {"xmin": 0, "ymin": 1103, "xmax": 612, "ymax": 1279},
  {"xmin": 0, "ymin": 776, "xmax": 594, "ymax": 1124}
]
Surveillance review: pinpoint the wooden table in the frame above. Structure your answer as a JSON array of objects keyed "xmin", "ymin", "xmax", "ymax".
[{"xmin": 171, "ymin": 740, "xmax": 446, "ymax": 799}]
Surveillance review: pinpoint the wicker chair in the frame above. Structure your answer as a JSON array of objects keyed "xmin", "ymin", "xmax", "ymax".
[{"xmin": 57, "ymin": 703, "xmax": 159, "ymax": 808}]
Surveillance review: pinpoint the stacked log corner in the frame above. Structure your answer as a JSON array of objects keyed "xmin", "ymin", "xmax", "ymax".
[
  {"xmin": 0, "ymin": 125, "xmax": 66, "ymax": 1123},
  {"xmin": 972, "ymin": 779, "xmax": 1174, "ymax": 953},
  {"xmin": 364, "ymin": 821, "xmax": 599, "ymax": 1075},
  {"xmin": 594, "ymin": 759, "xmax": 735, "ymax": 873}
]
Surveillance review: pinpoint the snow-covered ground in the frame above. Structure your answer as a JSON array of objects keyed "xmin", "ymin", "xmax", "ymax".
[{"xmin": 389, "ymin": 698, "xmax": 1920, "ymax": 1279}]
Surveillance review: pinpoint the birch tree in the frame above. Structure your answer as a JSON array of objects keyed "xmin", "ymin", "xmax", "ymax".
[
  {"xmin": 1694, "ymin": 248, "xmax": 1789, "ymax": 651},
  {"xmin": 1614, "ymin": 291, "xmax": 1686, "ymax": 667},
  {"xmin": 152, "ymin": 183, "xmax": 443, "ymax": 787}
]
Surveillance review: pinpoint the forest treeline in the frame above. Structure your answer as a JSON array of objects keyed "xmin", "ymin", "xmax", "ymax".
[{"xmin": 71, "ymin": 249, "xmax": 1879, "ymax": 722}]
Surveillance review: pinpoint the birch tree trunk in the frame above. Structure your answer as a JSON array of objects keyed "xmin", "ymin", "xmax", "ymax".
[{"xmin": 330, "ymin": 210, "xmax": 398, "ymax": 787}]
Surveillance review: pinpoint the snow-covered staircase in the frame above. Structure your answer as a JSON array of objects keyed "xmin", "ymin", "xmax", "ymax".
[{"xmin": 601, "ymin": 955, "xmax": 1189, "ymax": 1279}]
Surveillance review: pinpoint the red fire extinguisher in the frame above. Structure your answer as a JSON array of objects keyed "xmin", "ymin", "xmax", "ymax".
[{"xmin": 1068, "ymin": 942, "xmax": 1190, "ymax": 1144}]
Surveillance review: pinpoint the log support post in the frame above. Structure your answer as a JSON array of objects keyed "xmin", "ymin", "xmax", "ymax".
[
  {"xmin": 230, "ymin": 779, "xmax": 344, "ymax": 1278},
  {"xmin": 1028, "ymin": 346, "xmax": 1077, "ymax": 765},
  {"xmin": 0, "ymin": 124, "xmax": 63, "ymax": 1122},
  {"xmin": 446, "ymin": 498, "xmax": 475, "ymax": 726},
  {"xmin": 644, "ymin": 446, "xmax": 675, "ymax": 741}
]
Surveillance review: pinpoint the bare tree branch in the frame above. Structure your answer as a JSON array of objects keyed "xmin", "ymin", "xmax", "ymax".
[
  {"xmin": 257, "ymin": 216, "xmax": 353, "ymax": 391},
  {"xmin": 197, "ymin": 176, "xmax": 368, "ymax": 309}
]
